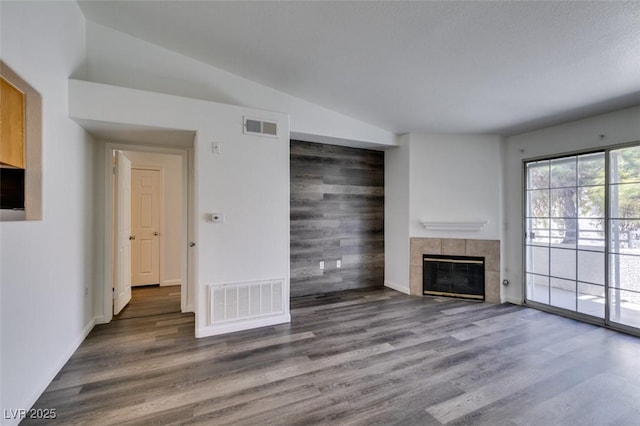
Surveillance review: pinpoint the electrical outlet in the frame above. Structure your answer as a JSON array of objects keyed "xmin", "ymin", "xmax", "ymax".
[
  {"xmin": 212, "ymin": 142, "xmax": 222, "ymax": 154},
  {"xmin": 319, "ymin": 261, "xmax": 324, "ymax": 270},
  {"xmin": 336, "ymin": 260, "xmax": 341, "ymax": 268}
]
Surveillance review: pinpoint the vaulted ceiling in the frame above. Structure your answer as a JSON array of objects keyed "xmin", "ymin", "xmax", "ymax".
[{"xmin": 78, "ymin": 1, "xmax": 640, "ymax": 135}]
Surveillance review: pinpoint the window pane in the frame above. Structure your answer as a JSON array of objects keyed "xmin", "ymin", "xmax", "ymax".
[
  {"xmin": 577, "ymin": 250, "xmax": 604, "ymax": 285},
  {"xmin": 577, "ymin": 283, "xmax": 604, "ymax": 318},
  {"xmin": 609, "ymin": 254, "xmax": 640, "ymax": 291},
  {"xmin": 527, "ymin": 161, "xmax": 549, "ymax": 189},
  {"xmin": 550, "ymin": 157, "xmax": 576, "ymax": 188},
  {"xmin": 610, "ymin": 146, "xmax": 640, "ymax": 184},
  {"xmin": 550, "ymin": 248, "xmax": 575, "ymax": 280},
  {"xmin": 578, "ymin": 152, "xmax": 605, "ymax": 187},
  {"xmin": 526, "ymin": 245, "xmax": 549, "ymax": 275},
  {"xmin": 610, "ymin": 220, "xmax": 640, "ymax": 253},
  {"xmin": 577, "ymin": 218, "xmax": 604, "ymax": 250},
  {"xmin": 527, "ymin": 273, "xmax": 549, "ymax": 304},
  {"xmin": 550, "ymin": 188, "xmax": 576, "ymax": 218},
  {"xmin": 609, "ymin": 288, "xmax": 640, "ymax": 329},
  {"xmin": 578, "ymin": 187, "xmax": 604, "ymax": 218},
  {"xmin": 550, "ymin": 277, "xmax": 576, "ymax": 311},
  {"xmin": 526, "ymin": 218, "xmax": 549, "ymax": 245},
  {"xmin": 550, "ymin": 218, "xmax": 576, "ymax": 247},
  {"xmin": 527, "ymin": 190, "xmax": 549, "ymax": 218},
  {"xmin": 610, "ymin": 183, "xmax": 640, "ymax": 220}
]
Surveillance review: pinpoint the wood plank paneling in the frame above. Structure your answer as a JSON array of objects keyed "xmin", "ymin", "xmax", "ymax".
[{"xmin": 290, "ymin": 140, "xmax": 384, "ymax": 297}]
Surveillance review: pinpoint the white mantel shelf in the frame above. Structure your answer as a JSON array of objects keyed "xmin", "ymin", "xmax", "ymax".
[{"xmin": 420, "ymin": 220, "xmax": 488, "ymax": 232}]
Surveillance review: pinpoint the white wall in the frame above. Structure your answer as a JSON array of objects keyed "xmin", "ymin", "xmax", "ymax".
[
  {"xmin": 384, "ymin": 133, "xmax": 503, "ymax": 294},
  {"xmin": 84, "ymin": 22, "xmax": 396, "ymax": 149},
  {"xmin": 408, "ymin": 134, "xmax": 502, "ymax": 240},
  {"xmin": 0, "ymin": 2, "xmax": 94, "ymax": 424},
  {"xmin": 384, "ymin": 135, "xmax": 411, "ymax": 294},
  {"xmin": 69, "ymin": 79, "xmax": 291, "ymax": 338},
  {"xmin": 123, "ymin": 151, "xmax": 183, "ymax": 287},
  {"xmin": 503, "ymin": 106, "xmax": 640, "ymax": 304}
]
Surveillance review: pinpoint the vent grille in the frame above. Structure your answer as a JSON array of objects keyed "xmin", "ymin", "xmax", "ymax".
[
  {"xmin": 208, "ymin": 278, "xmax": 285, "ymax": 325},
  {"xmin": 243, "ymin": 117, "xmax": 279, "ymax": 137}
]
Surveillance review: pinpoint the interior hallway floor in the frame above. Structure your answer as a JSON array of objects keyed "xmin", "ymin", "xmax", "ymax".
[
  {"xmin": 24, "ymin": 288, "xmax": 640, "ymax": 425},
  {"xmin": 114, "ymin": 285, "xmax": 182, "ymax": 320}
]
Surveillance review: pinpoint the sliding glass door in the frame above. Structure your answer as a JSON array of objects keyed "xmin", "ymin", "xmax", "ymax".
[
  {"xmin": 525, "ymin": 145, "xmax": 640, "ymax": 333},
  {"xmin": 609, "ymin": 146, "xmax": 640, "ymax": 329}
]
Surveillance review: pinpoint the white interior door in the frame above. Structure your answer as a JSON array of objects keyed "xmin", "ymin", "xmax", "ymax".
[
  {"xmin": 131, "ymin": 168, "xmax": 161, "ymax": 286},
  {"xmin": 114, "ymin": 151, "xmax": 132, "ymax": 315}
]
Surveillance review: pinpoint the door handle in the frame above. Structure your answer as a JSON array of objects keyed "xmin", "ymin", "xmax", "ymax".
[
  {"xmin": 189, "ymin": 242, "xmax": 196, "ymax": 247},
  {"xmin": 129, "ymin": 235, "xmax": 136, "ymax": 240},
  {"xmin": 153, "ymin": 232, "xmax": 159, "ymax": 236}
]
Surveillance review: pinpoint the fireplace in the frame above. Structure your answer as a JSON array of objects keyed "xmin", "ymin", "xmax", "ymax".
[
  {"xmin": 410, "ymin": 238, "xmax": 500, "ymax": 303},
  {"xmin": 423, "ymin": 254, "xmax": 485, "ymax": 300}
]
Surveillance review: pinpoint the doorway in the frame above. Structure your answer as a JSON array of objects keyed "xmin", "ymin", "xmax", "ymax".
[{"xmin": 104, "ymin": 143, "xmax": 192, "ymax": 323}]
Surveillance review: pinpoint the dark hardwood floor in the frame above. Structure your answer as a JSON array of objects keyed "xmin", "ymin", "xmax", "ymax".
[
  {"xmin": 26, "ymin": 289, "xmax": 640, "ymax": 425},
  {"xmin": 115, "ymin": 285, "xmax": 181, "ymax": 320}
]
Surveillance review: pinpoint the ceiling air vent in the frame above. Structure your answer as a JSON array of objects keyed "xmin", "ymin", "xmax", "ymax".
[{"xmin": 243, "ymin": 116, "xmax": 279, "ymax": 137}]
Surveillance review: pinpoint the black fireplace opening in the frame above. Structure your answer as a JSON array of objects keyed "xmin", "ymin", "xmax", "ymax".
[{"xmin": 423, "ymin": 254, "xmax": 485, "ymax": 300}]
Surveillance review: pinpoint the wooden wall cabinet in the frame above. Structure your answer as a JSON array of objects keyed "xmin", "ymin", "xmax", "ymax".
[
  {"xmin": 1, "ymin": 61, "xmax": 42, "ymax": 220},
  {"xmin": 1, "ymin": 76, "xmax": 26, "ymax": 169}
]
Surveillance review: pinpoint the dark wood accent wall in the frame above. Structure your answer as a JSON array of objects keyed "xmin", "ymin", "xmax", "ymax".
[{"xmin": 290, "ymin": 140, "xmax": 384, "ymax": 297}]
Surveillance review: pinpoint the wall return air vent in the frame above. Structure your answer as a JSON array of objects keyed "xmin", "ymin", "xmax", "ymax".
[{"xmin": 243, "ymin": 116, "xmax": 279, "ymax": 137}]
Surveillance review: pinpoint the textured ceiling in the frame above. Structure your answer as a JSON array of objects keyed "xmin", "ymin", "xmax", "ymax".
[{"xmin": 78, "ymin": 1, "xmax": 640, "ymax": 135}]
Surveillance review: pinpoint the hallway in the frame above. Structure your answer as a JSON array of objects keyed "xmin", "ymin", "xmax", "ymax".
[{"xmin": 114, "ymin": 285, "xmax": 181, "ymax": 320}]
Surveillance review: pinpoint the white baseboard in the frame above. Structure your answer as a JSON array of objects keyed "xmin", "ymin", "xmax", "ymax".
[
  {"xmin": 11, "ymin": 317, "xmax": 96, "ymax": 426},
  {"xmin": 196, "ymin": 313, "xmax": 291, "ymax": 338},
  {"xmin": 161, "ymin": 279, "xmax": 181, "ymax": 287},
  {"xmin": 185, "ymin": 304, "xmax": 195, "ymax": 313},
  {"xmin": 505, "ymin": 296, "xmax": 523, "ymax": 305},
  {"xmin": 384, "ymin": 281, "xmax": 410, "ymax": 295},
  {"xmin": 93, "ymin": 315, "xmax": 107, "ymax": 325}
]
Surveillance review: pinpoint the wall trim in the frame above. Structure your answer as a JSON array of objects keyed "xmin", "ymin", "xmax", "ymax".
[
  {"xmin": 161, "ymin": 279, "xmax": 181, "ymax": 287},
  {"xmin": 384, "ymin": 281, "xmax": 410, "ymax": 295},
  {"xmin": 506, "ymin": 296, "xmax": 524, "ymax": 305},
  {"xmin": 93, "ymin": 315, "xmax": 107, "ymax": 325},
  {"xmin": 14, "ymin": 317, "xmax": 96, "ymax": 424},
  {"xmin": 196, "ymin": 313, "xmax": 291, "ymax": 338}
]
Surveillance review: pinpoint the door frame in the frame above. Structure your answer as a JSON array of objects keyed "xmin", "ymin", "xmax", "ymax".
[
  {"xmin": 102, "ymin": 142, "xmax": 193, "ymax": 323},
  {"xmin": 130, "ymin": 165, "xmax": 163, "ymax": 287}
]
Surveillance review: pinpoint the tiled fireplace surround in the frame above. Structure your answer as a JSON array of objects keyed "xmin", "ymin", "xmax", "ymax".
[{"xmin": 410, "ymin": 238, "xmax": 501, "ymax": 304}]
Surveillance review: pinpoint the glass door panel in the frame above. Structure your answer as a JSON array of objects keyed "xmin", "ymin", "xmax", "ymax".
[
  {"xmin": 608, "ymin": 146, "xmax": 640, "ymax": 329},
  {"xmin": 526, "ymin": 152, "xmax": 605, "ymax": 319},
  {"xmin": 577, "ymin": 282, "xmax": 605, "ymax": 317}
]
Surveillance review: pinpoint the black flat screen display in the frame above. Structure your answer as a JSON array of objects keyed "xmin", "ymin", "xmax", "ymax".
[{"xmin": 0, "ymin": 168, "xmax": 25, "ymax": 210}]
